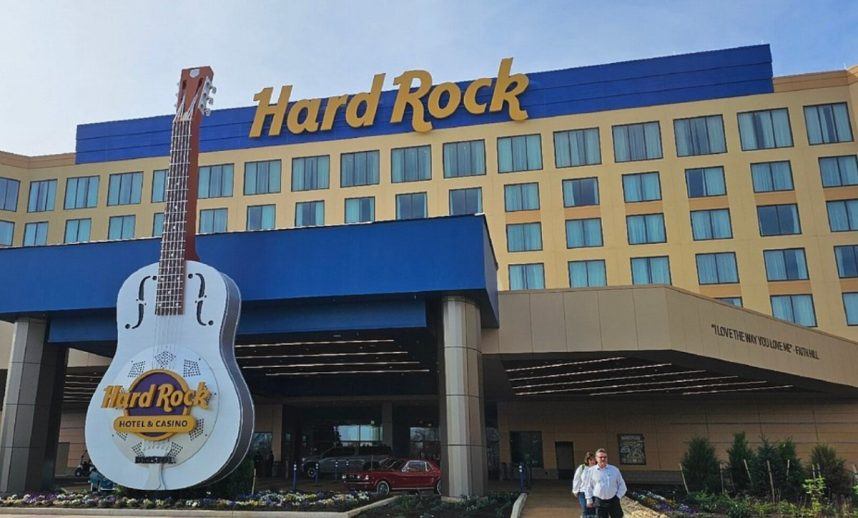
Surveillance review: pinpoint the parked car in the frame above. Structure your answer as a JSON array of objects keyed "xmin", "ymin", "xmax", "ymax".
[
  {"xmin": 343, "ymin": 458, "xmax": 441, "ymax": 495},
  {"xmin": 302, "ymin": 444, "xmax": 392, "ymax": 478}
]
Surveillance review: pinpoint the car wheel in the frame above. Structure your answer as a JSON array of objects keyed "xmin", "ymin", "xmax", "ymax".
[
  {"xmin": 305, "ymin": 465, "xmax": 318, "ymax": 479},
  {"xmin": 434, "ymin": 480, "xmax": 442, "ymax": 495},
  {"xmin": 74, "ymin": 468, "xmax": 83, "ymax": 477},
  {"xmin": 376, "ymin": 480, "xmax": 391, "ymax": 496}
]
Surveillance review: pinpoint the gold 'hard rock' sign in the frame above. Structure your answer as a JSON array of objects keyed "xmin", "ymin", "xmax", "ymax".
[{"xmin": 249, "ymin": 58, "xmax": 529, "ymax": 137}]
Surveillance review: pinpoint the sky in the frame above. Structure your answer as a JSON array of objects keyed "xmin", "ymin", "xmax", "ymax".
[{"xmin": 0, "ymin": 0, "xmax": 856, "ymax": 156}]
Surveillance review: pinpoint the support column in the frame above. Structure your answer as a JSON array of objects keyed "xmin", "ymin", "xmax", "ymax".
[
  {"xmin": 439, "ymin": 297, "xmax": 486, "ymax": 498},
  {"xmin": 0, "ymin": 318, "xmax": 67, "ymax": 493},
  {"xmin": 381, "ymin": 402, "xmax": 393, "ymax": 448}
]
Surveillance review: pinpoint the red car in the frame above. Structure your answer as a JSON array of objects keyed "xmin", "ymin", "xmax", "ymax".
[{"xmin": 343, "ymin": 458, "xmax": 441, "ymax": 495}]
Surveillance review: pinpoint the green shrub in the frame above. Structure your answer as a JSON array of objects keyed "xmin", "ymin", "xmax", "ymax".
[
  {"xmin": 727, "ymin": 432, "xmax": 755, "ymax": 493},
  {"xmin": 810, "ymin": 444, "xmax": 853, "ymax": 498},
  {"xmin": 749, "ymin": 437, "xmax": 804, "ymax": 501},
  {"xmin": 777, "ymin": 439, "xmax": 805, "ymax": 500},
  {"xmin": 207, "ymin": 456, "xmax": 255, "ymax": 499},
  {"xmin": 726, "ymin": 498, "xmax": 752, "ymax": 518},
  {"xmin": 682, "ymin": 436, "xmax": 721, "ymax": 493}
]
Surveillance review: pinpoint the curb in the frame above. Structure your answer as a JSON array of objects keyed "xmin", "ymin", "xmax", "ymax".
[{"xmin": 510, "ymin": 492, "xmax": 527, "ymax": 518}]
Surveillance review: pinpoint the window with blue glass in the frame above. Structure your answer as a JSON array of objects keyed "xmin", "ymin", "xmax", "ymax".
[
  {"xmin": 758, "ymin": 204, "xmax": 801, "ymax": 236},
  {"xmin": 738, "ymin": 108, "xmax": 793, "ymax": 150},
  {"xmin": 631, "ymin": 256, "xmax": 671, "ymax": 285},
  {"xmin": 23, "ymin": 222, "xmax": 48, "ymax": 247},
  {"xmin": 64, "ymin": 218, "xmax": 91, "ymax": 244},
  {"xmin": 804, "ymin": 103, "xmax": 853, "ymax": 145},
  {"xmin": 509, "ymin": 263, "xmax": 544, "ymax": 290},
  {"xmin": 507, "ymin": 223, "xmax": 542, "ymax": 252},
  {"xmin": 107, "ymin": 215, "xmax": 135, "ymax": 240},
  {"xmin": 568, "ymin": 260, "xmax": 606, "ymax": 288},
  {"xmin": 64, "ymin": 176, "xmax": 99, "ymax": 209},
  {"xmin": 392, "ymin": 145, "xmax": 431, "ymax": 182},
  {"xmin": 498, "ymin": 134, "xmax": 542, "ymax": 173},
  {"xmin": 247, "ymin": 204, "xmax": 276, "ymax": 231},
  {"xmin": 835, "ymin": 245, "xmax": 858, "ymax": 278},
  {"xmin": 107, "ymin": 172, "xmax": 143, "ymax": 206},
  {"xmin": 0, "ymin": 221, "xmax": 12, "ymax": 247},
  {"xmin": 199, "ymin": 208, "xmax": 228, "ymax": 234},
  {"xmin": 449, "ymin": 188, "xmax": 482, "ymax": 215},
  {"xmin": 244, "ymin": 160, "xmax": 282, "ymax": 195},
  {"xmin": 674, "ymin": 115, "xmax": 726, "ymax": 156},
  {"xmin": 626, "ymin": 214, "xmax": 666, "ymax": 244},
  {"xmin": 820, "ymin": 156, "xmax": 858, "ymax": 187},
  {"xmin": 295, "ymin": 201, "xmax": 324, "ymax": 227},
  {"xmin": 696, "ymin": 252, "xmax": 738, "ymax": 285},
  {"xmin": 566, "ymin": 218, "xmax": 603, "ymax": 248},
  {"xmin": 504, "ymin": 183, "xmax": 539, "ymax": 211},
  {"xmin": 292, "ymin": 156, "xmax": 330, "ymax": 192},
  {"xmin": 199, "ymin": 164, "xmax": 234, "ymax": 199},
  {"xmin": 443, "ymin": 140, "xmax": 486, "ymax": 177},
  {"xmin": 396, "ymin": 192, "xmax": 427, "ymax": 220},
  {"xmin": 771, "ymin": 294, "xmax": 816, "ymax": 327},
  {"xmin": 0, "ymin": 177, "xmax": 19, "ymax": 211},
  {"xmin": 690, "ymin": 209, "xmax": 732, "ymax": 241},
  {"xmin": 717, "ymin": 297, "xmax": 743, "ymax": 307},
  {"xmin": 685, "ymin": 167, "xmax": 726, "ymax": 198},
  {"xmin": 341, "ymin": 151, "xmax": 380, "ymax": 187},
  {"xmin": 152, "ymin": 213, "xmax": 164, "ymax": 237},
  {"xmin": 27, "ymin": 179, "xmax": 56, "ymax": 213},
  {"xmin": 612, "ymin": 122, "xmax": 662, "ymax": 162},
  {"xmin": 751, "ymin": 161, "xmax": 794, "ymax": 192},
  {"xmin": 843, "ymin": 293, "xmax": 858, "ymax": 325},
  {"xmin": 345, "ymin": 197, "xmax": 375, "ymax": 224},
  {"xmin": 622, "ymin": 172, "xmax": 661, "ymax": 202},
  {"xmin": 562, "ymin": 178, "xmax": 599, "ymax": 207},
  {"xmin": 554, "ymin": 128, "xmax": 600, "ymax": 167},
  {"xmin": 764, "ymin": 248, "xmax": 808, "ymax": 281},
  {"xmin": 152, "ymin": 170, "xmax": 167, "ymax": 202},
  {"xmin": 827, "ymin": 200, "xmax": 858, "ymax": 232}
]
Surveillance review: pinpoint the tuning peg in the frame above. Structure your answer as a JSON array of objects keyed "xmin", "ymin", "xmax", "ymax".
[
  {"xmin": 207, "ymin": 98, "xmax": 214, "ymax": 105},
  {"xmin": 204, "ymin": 108, "xmax": 212, "ymax": 116}
]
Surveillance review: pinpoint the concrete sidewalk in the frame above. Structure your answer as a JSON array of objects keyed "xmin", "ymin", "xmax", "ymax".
[{"xmin": 521, "ymin": 481, "xmax": 578, "ymax": 517}]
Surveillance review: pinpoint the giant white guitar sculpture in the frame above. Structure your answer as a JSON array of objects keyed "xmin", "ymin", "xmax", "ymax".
[{"xmin": 85, "ymin": 67, "xmax": 254, "ymax": 490}]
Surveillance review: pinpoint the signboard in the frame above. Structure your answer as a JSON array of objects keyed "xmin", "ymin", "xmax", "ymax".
[{"xmin": 618, "ymin": 434, "xmax": 646, "ymax": 465}]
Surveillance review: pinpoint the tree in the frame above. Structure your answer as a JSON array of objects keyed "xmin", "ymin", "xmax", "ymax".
[
  {"xmin": 810, "ymin": 444, "xmax": 852, "ymax": 497},
  {"xmin": 682, "ymin": 436, "xmax": 721, "ymax": 493},
  {"xmin": 777, "ymin": 438, "xmax": 805, "ymax": 500},
  {"xmin": 727, "ymin": 432, "xmax": 754, "ymax": 493},
  {"xmin": 749, "ymin": 436, "xmax": 805, "ymax": 501}
]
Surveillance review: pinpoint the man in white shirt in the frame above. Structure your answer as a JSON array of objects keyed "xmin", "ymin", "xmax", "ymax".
[{"xmin": 584, "ymin": 448, "xmax": 627, "ymax": 518}]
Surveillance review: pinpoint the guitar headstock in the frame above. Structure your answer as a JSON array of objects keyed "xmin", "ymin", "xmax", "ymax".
[{"xmin": 175, "ymin": 66, "xmax": 215, "ymax": 120}]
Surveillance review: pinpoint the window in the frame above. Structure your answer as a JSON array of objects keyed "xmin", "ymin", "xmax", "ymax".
[
  {"xmin": 504, "ymin": 183, "xmax": 539, "ymax": 211},
  {"xmin": 507, "ymin": 223, "xmax": 542, "ymax": 252},
  {"xmin": 738, "ymin": 108, "xmax": 793, "ymax": 150},
  {"xmin": 295, "ymin": 201, "xmax": 324, "ymax": 227},
  {"xmin": 674, "ymin": 115, "xmax": 726, "ymax": 156},
  {"xmin": 64, "ymin": 218, "xmax": 91, "ymax": 244},
  {"xmin": 562, "ymin": 178, "xmax": 599, "ymax": 207},
  {"xmin": 392, "ymin": 145, "xmax": 431, "ymax": 182},
  {"xmin": 696, "ymin": 252, "xmax": 739, "ymax": 284},
  {"xmin": 843, "ymin": 293, "xmax": 858, "ymax": 325},
  {"xmin": 569, "ymin": 260, "xmax": 606, "ymax": 288},
  {"xmin": 0, "ymin": 177, "xmax": 19, "ymax": 211},
  {"xmin": 820, "ymin": 156, "xmax": 858, "ymax": 187},
  {"xmin": 443, "ymin": 140, "xmax": 486, "ymax": 177},
  {"xmin": 498, "ymin": 134, "xmax": 542, "ymax": 173},
  {"xmin": 152, "ymin": 170, "xmax": 167, "ymax": 202},
  {"xmin": 622, "ymin": 172, "xmax": 661, "ymax": 202},
  {"xmin": 835, "ymin": 245, "xmax": 858, "ymax": 278},
  {"xmin": 717, "ymin": 297, "xmax": 743, "ymax": 307},
  {"xmin": 28, "ymin": 179, "xmax": 56, "ymax": 212},
  {"xmin": 199, "ymin": 208, "xmax": 228, "ymax": 234},
  {"xmin": 0, "ymin": 221, "xmax": 12, "ymax": 246},
  {"xmin": 396, "ymin": 192, "xmax": 427, "ymax": 220},
  {"xmin": 65, "ymin": 176, "xmax": 99, "ymax": 209},
  {"xmin": 244, "ymin": 160, "xmax": 281, "ymax": 195},
  {"xmin": 107, "ymin": 172, "xmax": 143, "ymax": 206},
  {"xmin": 566, "ymin": 218, "xmax": 603, "ymax": 248},
  {"xmin": 107, "ymin": 215, "xmax": 135, "ymax": 240},
  {"xmin": 612, "ymin": 122, "xmax": 662, "ymax": 162},
  {"xmin": 771, "ymin": 294, "xmax": 816, "ymax": 327},
  {"xmin": 752, "ymin": 161, "xmax": 794, "ymax": 192},
  {"xmin": 509, "ymin": 264, "xmax": 544, "ymax": 290},
  {"xmin": 449, "ymin": 188, "xmax": 482, "ymax": 215},
  {"xmin": 764, "ymin": 249, "xmax": 808, "ymax": 281},
  {"xmin": 691, "ymin": 209, "xmax": 733, "ymax": 240},
  {"xmin": 247, "ymin": 204, "xmax": 276, "ymax": 231},
  {"xmin": 758, "ymin": 204, "xmax": 801, "ymax": 236},
  {"xmin": 341, "ymin": 150, "xmax": 380, "ymax": 187},
  {"xmin": 554, "ymin": 128, "xmax": 600, "ymax": 167},
  {"xmin": 626, "ymin": 214, "xmax": 666, "ymax": 244},
  {"xmin": 345, "ymin": 197, "xmax": 375, "ymax": 224},
  {"xmin": 153, "ymin": 213, "xmax": 164, "ymax": 236},
  {"xmin": 199, "ymin": 164, "xmax": 234, "ymax": 199},
  {"xmin": 292, "ymin": 156, "xmax": 330, "ymax": 192},
  {"xmin": 827, "ymin": 200, "xmax": 858, "ymax": 232},
  {"xmin": 685, "ymin": 167, "xmax": 726, "ymax": 197},
  {"xmin": 804, "ymin": 103, "xmax": 853, "ymax": 144},
  {"xmin": 631, "ymin": 256, "xmax": 671, "ymax": 285},
  {"xmin": 509, "ymin": 431, "xmax": 543, "ymax": 468},
  {"xmin": 23, "ymin": 222, "xmax": 48, "ymax": 246}
]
